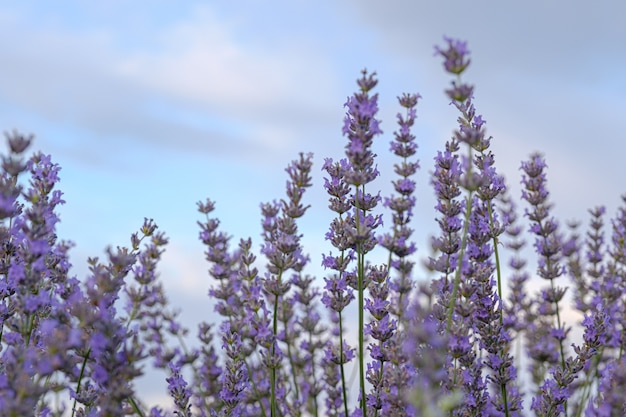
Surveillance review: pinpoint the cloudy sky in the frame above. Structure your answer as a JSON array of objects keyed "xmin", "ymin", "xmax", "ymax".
[{"xmin": 1, "ymin": 0, "xmax": 625, "ymax": 408}]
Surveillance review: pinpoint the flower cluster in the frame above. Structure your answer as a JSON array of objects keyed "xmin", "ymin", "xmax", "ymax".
[{"xmin": 2, "ymin": 37, "xmax": 624, "ymax": 417}]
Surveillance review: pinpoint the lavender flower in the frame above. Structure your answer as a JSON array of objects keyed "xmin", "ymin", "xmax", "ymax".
[
  {"xmin": 435, "ymin": 36, "xmax": 471, "ymax": 75},
  {"xmin": 217, "ymin": 322, "xmax": 248, "ymax": 417},
  {"xmin": 322, "ymin": 333, "xmax": 354, "ymax": 417},
  {"xmin": 531, "ymin": 307, "xmax": 608, "ymax": 416},
  {"xmin": 198, "ymin": 198, "xmax": 243, "ymax": 320},
  {"xmin": 342, "ymin": 70, "xmax": 382, "ymax": 188},
  {"xmin": 500, "ymin": 191, "xmax": 531, "ymax": 337},
  {"xmin": 379, "ymin": 92, "xmax": 421, "ymax": 325},
  {"xmin": 429, "ymin": 145, "xmax": 463, "ymax": 280},
  {"xmin": 267, "ymin": 153, "xmax": 313, "ymax": 413},
  {"xmin": 521, "ymin": 153, "xmax": 571, "ymax": 398},
  {"xmin": 521, "ymin": 154, "xmax": 564, "ymax": 282},
  {"xmin": 193, "ymin": 322, "xmax": 223, "ymax": 415},
  {"xmin": 336, "ymin": 69, "xmax": 386, "ymax": 416},
  {"xmin": 167, "ymin": 363, "xmax": 192, "ymax": 417}
]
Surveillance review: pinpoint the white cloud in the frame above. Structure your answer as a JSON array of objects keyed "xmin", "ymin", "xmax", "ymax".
[
  {"xmin": 160, "ymin": 241, "xmax": 209, "ymax": 298},
  {"xmin": 115, "ymin": 6, "xmax": 316, "ymax": 112},
  {"xmin": 0, "ymin": 4, "xmax": 341, "ymax": 166}
]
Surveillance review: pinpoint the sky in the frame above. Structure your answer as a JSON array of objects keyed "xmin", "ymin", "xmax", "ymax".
[{"xmin": 1, "ymin": 0, "xmax": 625, "ymax": 410}]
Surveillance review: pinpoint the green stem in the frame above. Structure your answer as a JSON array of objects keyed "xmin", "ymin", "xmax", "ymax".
[
  {"xmin": 306, "ymin": 328, "xmax": 320, "ymax": 417},
  {"xmin": 550, "ymin": 279, "xmax": 566, "ymax": 370},
  {"xmin": 487, "ymin": 201, "xmax": 504, "ymax": 310},
  {"xmin": 445, "ymin": 191, "xmax": 473, "ymax": 333},
  {"xmin": 446, "ymin": 140, "xmax": 473, "ymax": 334},
  {"xmin": 548, "ymin": 275, "xmax": 567, "ymax": 415},
  {"xmin": 71, "ymin": 349, "xmax": 91, "ymax": 417},
  {"xmin": 487, "ymin": 201, "xmax": 509, "ymax": 417},
  {"xmin": 574, "ymin": 349, "xmax": 602, "ymax": 417},
  {"xmin": 355, "ymin": 184, "xmax": 367, "ymax": 416},
  {"xmin": 499, "ymin": 365, "xmax": 510, "ymax": 417},
  {"xmin": 338, "ymin": 311, "xmax": 349, "ymax": 417},
  {"xmin": 24, "ymin": 313, "xmax": 35, "ymax": 347},
  {"xmin": 357, "ymin": 248, "xmax": 366, "ymax": 415},
  {"xmin": 271, "ymin": 286, "xmax": 280, "ymax": 417},
  {"xmin": 375, "ymin": 340, "xmax": 384, "ymax": 417},
  {"xmin": 283, "ymin": 300, "xmax": 300, "ymax": 404},
  {"xmin": 332, "ymin": 240, "xmax": 350, "ymax": 416},
  {"xmin": 128, "ymin": 396, "xmax": 146, "ymax": 417}
]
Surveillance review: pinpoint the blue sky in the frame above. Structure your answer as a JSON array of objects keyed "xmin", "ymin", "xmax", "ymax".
[{"xmin": 1, "ymin": 0, "xmax": 625, "ymax": 408}]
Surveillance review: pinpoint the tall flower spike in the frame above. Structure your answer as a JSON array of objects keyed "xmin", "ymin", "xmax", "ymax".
[
  {"xmin": 499, "ymin": 190, "xmax": 531, "ymax": 337},
  {"xmin": 374, "ymin": 92, "xmax": 420, "ymax": 415},
  {"xmin": 259, "ymin": 152, "xmax": 313, "ymax": 417},
  {"xmin": 342, "ymin": 69, "xmax": 381, "ymax": 188},
  {"xmin": 341, "ymin": 69, "xmax": 385, "ymax": 416},
  {"xmin": 429, "ymin": 145, "xmax": 463, "ymax": 279},
  {"xmin": 380, "ymin": 92, "xmax": 421, "ymax": 321},
  {"xmin": 521, "ymin": 153, "xmax": 564, "ymax": 282},
  {"xmin": 198, "ymin": 198, "xmax": 244, "ymax": 321},
  {"xmin": 521, "ymin": 152, "xmax": 575, "ymax": 413}
]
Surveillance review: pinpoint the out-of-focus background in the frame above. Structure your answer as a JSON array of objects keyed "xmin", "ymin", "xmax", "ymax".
[{"xmin": 1, "ymin": 0, "xmax": 624, "ymax": 408}]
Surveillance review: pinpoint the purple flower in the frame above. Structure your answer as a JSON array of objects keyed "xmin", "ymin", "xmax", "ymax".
[
  {"xmin": 167, "ymin": 363, "xmax": 192, "ymax": 417},
  {"xmin": 218, "ymin": 322, "xmax": 248, "ymax": 416},
  {"xmin": 380, "ymin": 93, "xmax": 421, "ymax": 327},
  {"xmin": 342, "ymin": 69, "xmax": 382, "ymax": 188},
  {"xmin": 434, "ymin": 36, "xmax": 471, "ymax": 75},
  {"xmin": 429, "ymin": 146, "xmax": 463, "ymax": 278}
]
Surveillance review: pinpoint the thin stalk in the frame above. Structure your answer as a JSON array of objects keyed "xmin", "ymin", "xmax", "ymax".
[
  {"xmin": 486, "ymin": 199, "xmax": 511, "ymax": 417},
  {"xmin": 574, "ymin": 350, "xmax": 602, "ymax": 417},
  {"xmin": 338, "ymin": 310, "xmax": 349, "ymax": 417},
  {"xmin": 24, "ymin": 313, "xmax": 35, "ymax": 347},
  {"xmin": 306, "ymin": 328, "xmax": 320, "ymax": 417},
  {"xmin": 357, "ymin": 248, "xmax": 366, "ymax": 415},
  {"xmin": 354, "ymin": 184, "xmax": 367, "ymax": 416},
  {"xmin": 71, "ymin": 349, "xmax": 91, "ymax": 417},
  {"xmin": 320, "ymin": 199, "xmax": 352, "ymax": 413},
  {"xmin": 271, "ymin": 284, "xmax": 281, "ymax": 417},
  {"xmin": 283, "ymin": 301, "xmax": 300, "ymax": 404},
  {"xmin": 375, "ymin": 339, "xmax": 384, "ymax": 417},
  {"xmin": 487, "ymin": 201, "xmax": 504, "ymax": 310},
  {"xmin": 548, "ymin": 271, "xmax": 567, "ymax": 415},
  {"xmin": 499, "ymin": 358, "xmax": 511, "ymax": 417},
  {"xmin": 550, "ymin": 278, "xmax": 567, "ymax": 371},
  {"xmin": 128, "ymin": 397, "xmax": 146, "ymax": 417},
  {"xmin": 446, "ymin": 191, "xmax": 473, "ymax": 333},
  {"xmin": 446, "ymin": 144, "xmax": 473, "ymax": 334},
  {"xmin": 337, "ymin": 245, "xmax": 350, "ymax": 417}
]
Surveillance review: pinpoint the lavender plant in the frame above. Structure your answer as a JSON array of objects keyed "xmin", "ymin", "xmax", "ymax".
[{"xmin": 1, "ymin": 37, "xmax": 624, "ymax": 417}]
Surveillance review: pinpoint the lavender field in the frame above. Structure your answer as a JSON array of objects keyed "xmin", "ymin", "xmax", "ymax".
[
  {"xmin": 1, "ymin": 2, "xmax": 625, "ymax": 417},
  {"xmin": 2, "ymin": 36, "xmax": 626, "ymax": 416}
]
